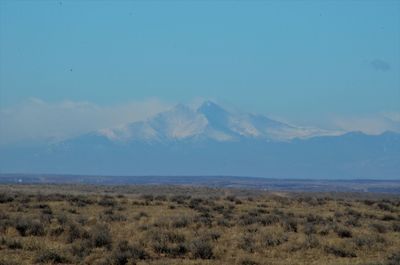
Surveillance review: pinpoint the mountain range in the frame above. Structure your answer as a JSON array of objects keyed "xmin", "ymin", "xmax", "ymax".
[
  {"xmin": 94, "ymin": 101, "xmax": 339, "ymax": 143},
  {"xmin": 0, "ymin": 101, "xmax": 399, "ymax": 179}
]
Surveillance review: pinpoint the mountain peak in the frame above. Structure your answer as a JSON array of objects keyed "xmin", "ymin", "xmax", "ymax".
[
  {"xmin": 197, "ymin": 100, "xmax": 227, "ymax": 116},
  {"xmin": 198, "ymin": 100, "xmax": 220, "ymax": 108}
]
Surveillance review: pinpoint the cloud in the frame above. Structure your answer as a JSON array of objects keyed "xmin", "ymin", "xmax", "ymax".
[
  {"xmin": 0, "ymin": 98, "xmax": 172, "ymax": 145},
  {"xmin": 332, "ymin": 112, "xmax": 400, "ymax": 135},
  {"xmin": 370, "ymin": 59, "xmax": 391, "ymax": 71}
]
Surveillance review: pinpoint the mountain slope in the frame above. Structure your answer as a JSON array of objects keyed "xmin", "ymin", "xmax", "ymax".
[
  {"xmin": 0, "ymin": 101, "xmax": 399, "ymax": 179},
  {"xmin": 0, "ymin": 131, "xmax": 399, "ymax": 179},
  {"xmin": 92, "ymin": 101, "xmax": 339, "ymax": 143}
]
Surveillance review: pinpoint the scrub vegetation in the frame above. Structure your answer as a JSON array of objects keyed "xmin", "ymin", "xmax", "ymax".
[{"xmin": 0, "ymin": 185, "xmax": 399, "ymax": 265}]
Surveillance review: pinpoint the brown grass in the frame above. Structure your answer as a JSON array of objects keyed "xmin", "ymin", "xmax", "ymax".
[{"xmin": 0, "ymin": 184, "xmax": 399, "ymax": 265}]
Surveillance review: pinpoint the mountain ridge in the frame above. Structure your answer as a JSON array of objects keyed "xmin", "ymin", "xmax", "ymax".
[
  {"xmin": 0, "ymin": 101, "xmax": 399, "ymax": 179},
  {"xmin": 90, "ymin": 100, "xmax": 342, "ymax": 144}
]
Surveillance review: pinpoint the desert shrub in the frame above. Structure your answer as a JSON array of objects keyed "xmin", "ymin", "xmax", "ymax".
[
  {"xmin": 112, "ymin": 240, "xmax": 149, "ymax": 264},
  {"xmin": 132, "ymin": 200, "xmax": 144, "ymax": 206},
  {"xmin": 40, "ymin": 213, "xmax": 53, "ymax": 225},
  {"xmin": 387, "ymin": 253, "xmax": 400, "ymax": 265},
  {"xmin": 171, "ymin": 215, "xmax": 191, "ymax": 228},
  {"xmin": 206, "ymin": 231, "xmax": 221, "ymax": 241},
  {"xmin": 222, "ymin": 210, "xmax": 234, "ymax": 219},
  {"xmin": 392, "ymin": 222, "xmax": 400, "ymax": 232},
  {"xmin": 371, "ymin": 223, "xmax": 387, "ymax": 233},
  {"xmin": 90, "ymin": 224, "xmax": 112, "ymax": 249},
  {"xmin": 100, "ymin": 209, "xmax": 127, "ymax": 222},
  {"xmin": 302, "ymin": 235, "xmax": 320, "ymax": 249},
  {"xmin": 38, "ymin": 204, "xmax": 53, "ymax": 215},
  {"xmin": 0, "ymin": 210, "xmax": 9, "ymax": 220},
  {"xmin": 134, "ymin": 211, "xmax": 148, "ymax": 221},
  {"xmin": 300, "ymin": 196, "xmax": 320, "ymax": 206},
  {"xmin": 262, "ymin": 232, "xmax": 288, "ymax": 247},
  {"xmin": 248, "ymin": 208, "xmax": 267, "ymax": 216},
  {"xmin": 212, "ymin": 204, "xmax": 225, "ymax": 213},
  {"xmin": 151, "ymin": 238, "xmax": 169, "ymax": 255},
  {"xmin": 170, "ymin": 195, "xmax": 191, "ymax": 204},
  {"xmin": 67, "ymin": 222, "xmax": 89, "ymax": 243},
  {"xmin": 98, "ymin": 196, "xmax": 116, "ymax": 207},
  {"xmin": 14, "ymin": 217, "xmax": 45, "ymax": 236},
  {"xmin": 304, "ymin": 223, "xmax": 316, "ymax": 235},
  {"xmin": 141, "ymin": 194, "xmax": 154, "ymax": 204},
  {"xmin": 15, "ymin": 217, "xmax": 29, "ymax": 236},
  {"xmin": 150, "ymin": 230, "xmax": 186, "ymax": 245},
  {"xmin": 319, "ymin": 226, "xmax": 331, "ymax": 236},
  {"xmin": 152, "ymin": 217, "xmax": 170, "ymax": 229},
  {"xmin": 382, "ymin": 214, "xmax": 396, "ymax": 221},
  {"xmin": 289, "ymin": 234, "xmax": 319, "ymax": 251},
  {"xmin": 346, "ymin": 216, "xmax": 361, "ymax": 227},
  {"xmin": 0, "ymin": 213, "xmax": 11, "ymax": 233},
  {"xmin": 365, "ymin": 213, "xmax": 379, "ymax": 220},
  {"xmin": 377, "ymin": 203, "xmax": 393, "ymax": 212},
  {"xmin": 235, "ymin": 198, "xmax": 243, "ymax": 204},
  {"xmin": 141, "ymin": 194, "xmax": 154, "ymax": 201},
  {"xmin": 225, "ymin": 195, "xmax": 236, "ymax": 202},
  {"xmin": 190, "ymin": 239, "xmax": 214, "ymax": 259},
  {"xmin": 6, "ymin": 238, "xmax": 23, "ymax": 249},
  {"xmin": 283, "ymin": 218, "xmax": 298, "ymax": 232},
  {"xmin": 154, "ymin": 195, "xmax": 167, "ymax": 201},
  {"xmin": 22, "ymin": 237, "xmax": 44, "ymax": 251},
  {"xmin": 334, "ymin": 211, "xmax": 344, "ymax": 219},
  {"xmin": 238, "ymin": 234, "xmax": 256, "ymax": 253},
  {"xmin": 259, "ymin": 214, "xmax": 280, "ymax": 226},
  {"xmin": 36, "ymin": 193, "xmax": 66, "ymax": 202},
  {"xmin": 17, "ymin": 194, "xmax": 31, "ymax": 204},
  {"xmin": 325, "ymin": 245, "xmax": 356, "ymax": 258},
  {"xmin": 363, "ymin": 200, "xmax": 375, "ymax": 206},
  {"xmin": 0, "ymin": 193, "xmax": 14, "ymax": 203},
  {"xmin": 306, "ymin": 214, "xmax": 325, "ymax": 224},
  {"xmin": 76, "ymin": 215, "xmax": 89, "ymax": 225},
  {"xmin": 189, "ymin": 198, "xmax": 203, "ymax": 208},
  {"xmin": 194, "ymin": 213, "xmax": 213, "ymax": 227},
  {"xmin": 50, "ymin": 226, "xmax": 65, "ymax": 236},
  {"xmin": 68, "ymin": 195, "xmax": 94, "ymax": 207},
  {"xmin": 258, "ymin": 203, "xmax": 267, "ymax": 208},
  {"xmin": 67, "ymin": 208, "xmax": 78, "ymax": 214},
  {"xmin": 36, "ymin": 249, "xmax": 69, "ymax": 264},
  {"xmin": 149, "ymin": 229, "xmax": 187, "ymax": 257},
  {"xmin": 116, "ymin": 205, "xmax": 126, "ymax": 212},
  {"xmin": 353, "ymin": 234, "xmax": 386, "ymax": 249},
  {"xmin": 168, "ymin": 243, "xmax": 188, "ymax": 257},
  {"xmin": 70, "ymin": 239, "xmax": 92, "ymax": 258},
  {"xmin": 346, "ymin": 208, "xmax": 362, "ymax": 218},
  {"xmin": 218, "ymin": 218, "xmax": 233, "ymax": 228},
  {"xmin": 0, "ymin": 258, "xmax": 18, "ymax": 265},
  {"xmin": 238, "ymin": 214, "xmax": 258, "ymax": 226},
  {"xmin": 239, "ymin": 258, "xmax": 260, "ymax": 265},
  {"xmin": 336, "ymin": 227, "xmax": 352, "ymax": 238}
]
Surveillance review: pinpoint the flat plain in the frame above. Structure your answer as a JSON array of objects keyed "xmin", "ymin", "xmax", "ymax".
[{"xmin": 0, "ymin": 184, "xmax": 399, "ymax": 265}]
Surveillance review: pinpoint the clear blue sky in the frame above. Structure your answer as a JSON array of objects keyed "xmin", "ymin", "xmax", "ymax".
[{"xmin": 0, "ymin": 0, "xmax": 399, "ymax": 120}]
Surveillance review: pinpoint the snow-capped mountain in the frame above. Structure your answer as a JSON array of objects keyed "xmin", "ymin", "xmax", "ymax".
[
  {"xmin": 95, "ymin": 101, "xmax": 340, "ymax": 143},
  {"xmin": 1, "ymin": 100, "xmax": 399, "ymax": 179}
]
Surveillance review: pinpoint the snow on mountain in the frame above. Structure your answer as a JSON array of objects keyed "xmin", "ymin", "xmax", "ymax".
[
  {"xmin": 95, "ymin": 100, "xmax": 341, "ymax": 143},
  {"xmin": 1, "ymin": 101, "xmax": 398, "ymax": 178}
]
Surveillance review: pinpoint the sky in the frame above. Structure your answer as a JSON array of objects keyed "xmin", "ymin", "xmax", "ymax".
[{"xmin": 0, "ymin": 1, "xmax": 399, "ymax": 144}]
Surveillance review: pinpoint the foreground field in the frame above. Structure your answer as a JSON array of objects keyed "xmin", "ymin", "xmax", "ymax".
[{"xmin": 0, "ymin": 185, "xmax": 399, "ymax": 265}]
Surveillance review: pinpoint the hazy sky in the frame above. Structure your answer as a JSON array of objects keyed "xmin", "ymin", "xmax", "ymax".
[{"xmin": 0, "ymin": 1, "xmax": 399, "ymax": 143}]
